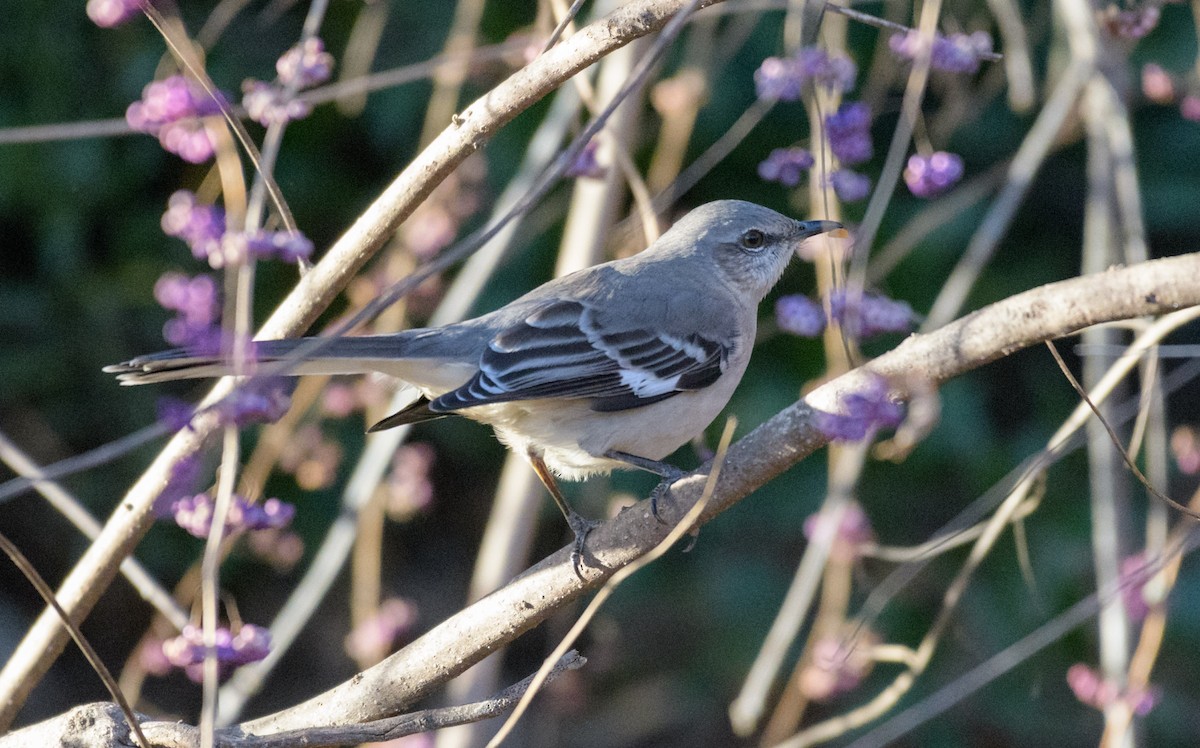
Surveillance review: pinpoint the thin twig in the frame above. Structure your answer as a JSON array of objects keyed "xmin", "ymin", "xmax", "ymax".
[
  {"xmin": 847, "ymin": 0, "xmax": 945, "ymax": 290},
  {"xmin": 0, "ymin": 423, "xmax": 171, "ymax": 506},
  {"xmin": 140, "ymin": 1, "xmax": 298, "ymax": 232},
  {"xmin": 824, "ymin": 3, "xmax": 1002, "ymax": 62},
  {"xmin": 842, "ymin": 533, "xmax": 1199, "ymax": 748},
  {"xmin": 0, "ymin": 430, "xmax": 189, "ymax": 630},
  {"xmin": 141, "ymin": 653, "xmax": 585, "ymax": 748},
  {"xmin": 729, "ymin": 441, "xmax": 870, "ymax": 736},
  {"xmin": 0, "ymin": 531, "xmax": 150, "ymax": 748},
  {"xmin": 1080, "ymin": 63, "xmax": 1135, "ymax": 746},
  {"xmin": 489, "ymin": 418, "xmax": 738, "ymax": 747},
  {"xmin": 922, "ymin": 57, "xmax": 1092, "ymax": 330},
  {"xmin": 1046, "ymin": 341, "xmax": 1200, "ymax": 521}
]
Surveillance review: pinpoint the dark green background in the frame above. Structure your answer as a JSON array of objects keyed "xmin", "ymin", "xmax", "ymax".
[{"xmin": 2, "ymin": 1, "xmax": 1200, "ymax": 745}]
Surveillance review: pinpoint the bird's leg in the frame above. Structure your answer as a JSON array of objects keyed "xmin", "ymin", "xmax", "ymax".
[
  {"xmin": 527, "ymin": 451, "xmax": 597, "ymax": 572},
  {"xmin": 604, "ymin": 451, "xmax": 686, "ymax": 522}
]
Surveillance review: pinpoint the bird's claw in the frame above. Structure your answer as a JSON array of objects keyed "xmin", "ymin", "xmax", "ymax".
[
  {"xmin": 566, "ymin": 511, "xmax": 600, "ymax": 574},
  {"xmin": 681, "ymin": 526, "xmax": 700, "ymax": 553},
  {"xmin": 649, "ymin": 467, "xmax": 686, "ymax": 523},
  {"xmin": 650, "ymin": 481, "xmax": 672, "ymax": 523}
]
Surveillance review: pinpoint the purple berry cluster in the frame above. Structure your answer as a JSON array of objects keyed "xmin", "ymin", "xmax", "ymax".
[
  {"xmin": 216, "ymin": 379, "xmax": 293, "ymax": 427},
  {"xmin": 126, "ymin": 76, "xmax": 227, "ymax": 163},
  {"xmin": 1100, "ymin": 4, "xmax": 1162, "ymax": 39},
  {"xmin": 153, "ymin": 272, "xmax": 221, "ymax": 353},
  {"xmin": 775, "ymin": 295, "xmax": 826, "ymax": 337},
  {"xmin": 829, "ymin": 170, "xmax": 872, "ymax": 202},
  {"xmin": 161, "ymin": 190, "xmax": 312, "ymax": 267},
  {"xmin": 222, "ymin": 230, "xmax": 315, "ymax": 265},
  {"xmin": 276, "ymin": 38, "xmax": 335, "ymax": 89},
  {"xmin": 903, "ymin": 152, "xmax": 965, "ymax": 198},
  {"xmin": 242, "ymin": 38, "xmax": 334, "ymax": 126},
  {"xmin": 828, "ymin": 289, "xmax": 916, "ymax": 337},
  {"xmin": 277, "ymin": 424, "xmax": 344, "ymax": 491},
  {"xmin": 1136, "ymin": 63, "xmax": 1200, "ymax": 124},
  {"xmin": 161, "ymin": 190, "xmax": 226, "ymax": 261},
  {"xmin": 399, "ymin": 155, "xmax": 488, "ymax": 260},
  {"xmin": 826, "ymin": 102, "xmax": 873, "ymax": 165},
  {"xmin": 161, "ymin": 624, "xmax": 272, "ymax": 682},
  {"xmin": 799, "ymin": 633, "xmax": 878, "ymax": 701},
  {"xmin": 888, "ymin": 30, "xmax": 994, "ymax": 74},
  {"xmin": 823, "ymin": 102, "xmax": 874, "ymax": 201},
  {"xmin": 386, "ymin": 443, "xmax": 437, "ymax": 521},
  {"xmin": 1172, "ymin": 426, "xmax": 1200, "ymax": 474},
  {"xmin": 1141, "ymin": 63, "xmax": 1175, "ymax": 103},
  {"xmin": 171, "ymin": 493, "xmax": 296, "ymax": 539},
  {"xmin": 156, "ymin": 397, "xmax": 197, "ymax": 433},
  {"xmin": 344, "ymin": 598, "xmax": 419, "ymax": 664},
  {"xmin": 152, "ymin": 453, "xmax": 205, "ymax": 517},
  {"xmin": 755, "ymin": 47, "xmax": 857, "ymax": 101},
  {"xmin": 1067, "ymin": 663, "xmax": 1158, "ymax": 718},
  {"xmin": 803, "ymin": 503, "xmax": 875, "ymax": 563},
  {"xmin": 758, "ymin": 148, "xmax": 815, "ymax": 187},
  {"xmin": 243, "ymin": 81, "xmax": 313, "ymax": 127},
  {"xmin": 776, "ymin": 290, "xmax": 914, "ymax": 339},
  {"xmin": 816, "ymin": 376, "xmax": 904, "ymax": 442}
]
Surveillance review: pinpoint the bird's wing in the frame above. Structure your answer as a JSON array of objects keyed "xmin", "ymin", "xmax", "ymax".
[{"xmin": 430, "ymin": 299, "xmax": 730, "ymax": 413}]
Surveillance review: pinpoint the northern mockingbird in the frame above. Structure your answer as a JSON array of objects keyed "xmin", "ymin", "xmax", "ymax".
[{"xmin": 109, "ymin": 200, "xmax": 842, "ymax": 561}]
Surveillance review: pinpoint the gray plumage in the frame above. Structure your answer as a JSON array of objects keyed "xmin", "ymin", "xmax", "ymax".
[{"xmin": 108, "ymin": 200, "xmax": 841, "ymax": 483}]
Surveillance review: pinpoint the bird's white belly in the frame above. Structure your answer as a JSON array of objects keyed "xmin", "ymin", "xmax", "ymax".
[{"xmin": 464, "ymin": 366, "xmax": 744, "ymax": 480}]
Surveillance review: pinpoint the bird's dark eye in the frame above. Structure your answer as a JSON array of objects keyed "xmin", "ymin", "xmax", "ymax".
[{"xmin": 739, "ymin": 229, "xmax": 767, "ymax": 251}]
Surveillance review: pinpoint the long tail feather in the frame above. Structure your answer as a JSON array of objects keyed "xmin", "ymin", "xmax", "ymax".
[{"xmin": 104, "ymin": 336, "xmax": 410, "ymax": 385}]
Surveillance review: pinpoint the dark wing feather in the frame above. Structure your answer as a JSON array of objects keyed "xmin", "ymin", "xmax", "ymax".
[
  {"xmin": 431, "ymin": 300, "xmax": 730, "ymax": 414},
  {"xmin": 367, "ymin": 396, "xmax": 447, "ymax": 432}
]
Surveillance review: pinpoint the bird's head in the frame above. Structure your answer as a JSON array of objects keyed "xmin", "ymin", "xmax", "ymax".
[{"xmin": 662, "ymin": 200, "xmax": 843, "ymax": 300}]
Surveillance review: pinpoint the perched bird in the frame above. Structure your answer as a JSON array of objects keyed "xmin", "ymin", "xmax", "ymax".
[{"xmin": 108, "ymin": 200, "xmax": 842, "ymax": 562}]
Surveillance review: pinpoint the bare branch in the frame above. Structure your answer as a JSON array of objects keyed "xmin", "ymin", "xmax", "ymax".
[{"xmin": 3, "ymin": 652, "xmax": 583, "ymax": 748}]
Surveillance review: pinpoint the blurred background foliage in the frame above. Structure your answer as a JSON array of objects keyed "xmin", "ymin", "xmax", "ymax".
[{"xmin": 2, "ymin": 1, "xmax": 1200, "ymax": 746}]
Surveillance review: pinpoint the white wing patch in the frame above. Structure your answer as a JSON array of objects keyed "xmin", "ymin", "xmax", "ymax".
[
  {"xmin": 658, "ymin": 333, "xmax": 710, "ymax": 364},
  {"xmin": 600, "ymin": 326, "xmax": 708, "ymax": 397},
  {"xmin": 618, "ymin": 368, "xmax": 683, "ymax": 398}
]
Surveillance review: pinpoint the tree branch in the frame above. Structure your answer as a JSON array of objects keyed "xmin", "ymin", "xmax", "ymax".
[{"xmin": 2, "ymin": 651, "xmax": 583, "ymax": 748}]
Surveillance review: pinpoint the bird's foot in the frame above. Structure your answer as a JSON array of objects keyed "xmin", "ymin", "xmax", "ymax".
[
  {"xmin": 649, "ymin": 466, "xmax": 687, "ymax": 522},
  {"xmin": 600, "ymin": 451, "xmax": 688, "ymax": 524},
  {"xmin": 566, "ymin": 510, "xmax": 600, "ymax": 574}
]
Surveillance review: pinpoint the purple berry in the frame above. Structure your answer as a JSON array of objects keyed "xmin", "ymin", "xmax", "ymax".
[
  {"xmin": 775, "ymin": 295, "xmax": 826, "ymax": 337},
  {"xmin": 276, "ymin": 38, "xmax": 334, "ymax": 89},
  {"xmin": 903, "ymin": 151, "xmax": 965, "ymax": 198},
  {"xmin": 828, "ymin": 289, "xmax": 915, "ymax": 338},
  {"xmin": 830, "ymin": 170, "xmax": 871, "ymax": 202},
  {"xmin": 758, "ymin": 148, "xmax": 815, "ymax": 187}
]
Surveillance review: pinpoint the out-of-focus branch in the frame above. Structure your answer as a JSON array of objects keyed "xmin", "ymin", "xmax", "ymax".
[{"xmin": 0, "ymin": 431, "xmax": 189, "ymax": 631}]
